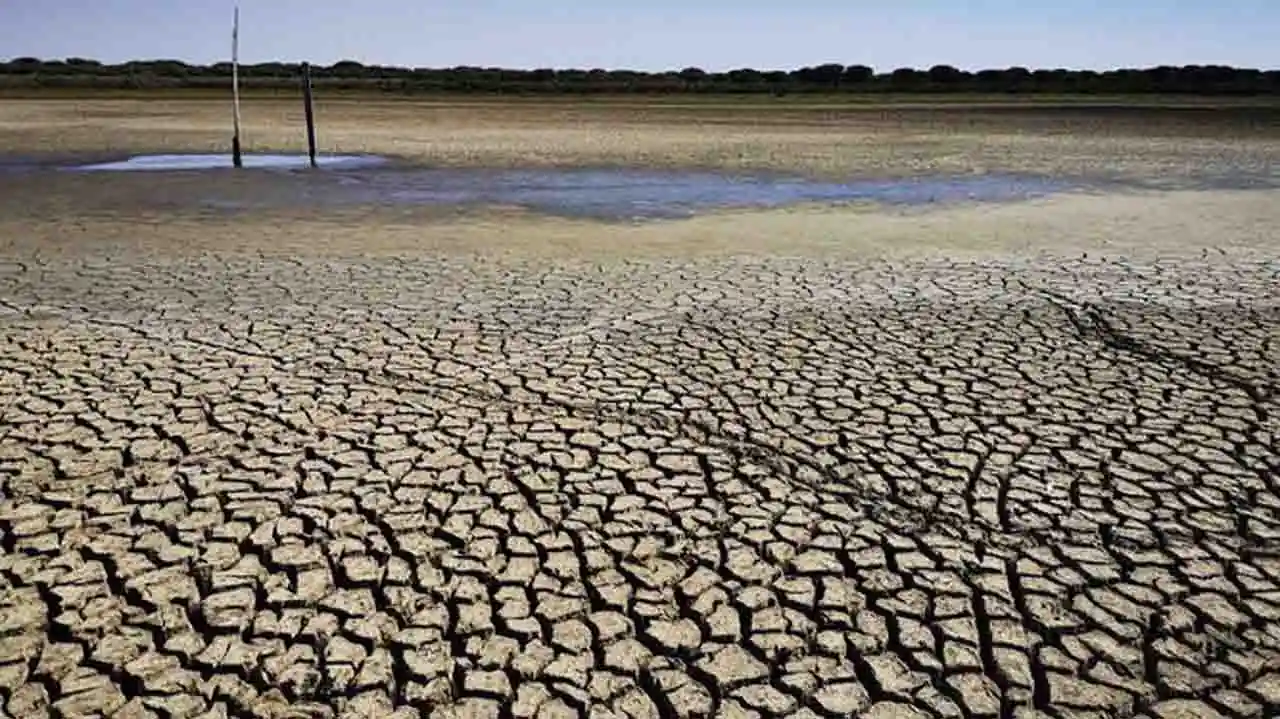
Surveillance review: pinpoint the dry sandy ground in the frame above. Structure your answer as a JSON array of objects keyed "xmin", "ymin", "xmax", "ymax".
[
  {"xmin": 0, "ymin": 99, "xmax": 1279, "ymax": 719},
  {"xmin": 2, "ymin": 96, "xmax": 1278, "ymax": 181}
]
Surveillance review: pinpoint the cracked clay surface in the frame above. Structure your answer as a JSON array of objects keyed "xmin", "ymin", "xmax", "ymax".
[{"xmin": 1, "ymin": 203, "xmax": 1279, "ymax": 719}]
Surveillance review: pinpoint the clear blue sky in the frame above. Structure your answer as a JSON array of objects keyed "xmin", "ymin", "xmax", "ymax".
[{"xmin": 4, "ymin": 1, "xmax": 1277, "ymax": 71}]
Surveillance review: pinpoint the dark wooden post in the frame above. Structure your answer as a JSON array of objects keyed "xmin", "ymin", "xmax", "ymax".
[
  {"xmin": 302, "ymin": 62, "xmax": 318, "ymax": 168},
  {"xmin": 231, "ymin": 6, "xmax": 243, "ymax": 168}
]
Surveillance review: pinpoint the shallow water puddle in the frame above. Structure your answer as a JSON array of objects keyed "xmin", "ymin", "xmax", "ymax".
[
  {"xmin": 47, "ymin": 152, "xmax": 1079, "ymax": 219},
  {"xmin": 75, "ymin": 153, "xmax": 390, "ymax": 172},
  {"xmin": 344, "ymin": 167, "xmax": 1076, "ymax": 219}
]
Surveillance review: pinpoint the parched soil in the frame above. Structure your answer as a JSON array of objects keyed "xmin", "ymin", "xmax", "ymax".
[
  {"xmin": 0, "ymin": 99, "xmax": 1279, "ymax": 718},
  {"xmin": 1, "ymin": 97, "xmax": 1279, "ymax": 183}
]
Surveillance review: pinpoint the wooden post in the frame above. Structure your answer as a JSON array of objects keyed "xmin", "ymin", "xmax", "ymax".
[
  {"xmin": 301, "ymin": 62, "xmax": 317, "ymax": 168},
  {"xmin": 231, "ymin": 5, "xmax": 243, "ymax": 168}
]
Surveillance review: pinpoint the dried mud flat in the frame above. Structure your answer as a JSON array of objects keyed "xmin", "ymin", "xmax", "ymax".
[
  {"xmin": 2, "ymin": 100, "xmax": 1280, "ymax": 719},
  {"xmin": 3, "ymin": 97, "xmax": 1279, "ymax": 183}
]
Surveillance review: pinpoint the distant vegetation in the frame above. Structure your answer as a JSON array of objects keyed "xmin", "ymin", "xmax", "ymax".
[{"xmin": 2, "ymin": 58, "xmax": 1278, "ymax": 96}]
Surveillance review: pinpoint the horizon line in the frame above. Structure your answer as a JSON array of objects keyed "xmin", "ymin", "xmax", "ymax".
[{"xmin": 5, "ymin": 57, "xmax": 1278, "ymax": 75}]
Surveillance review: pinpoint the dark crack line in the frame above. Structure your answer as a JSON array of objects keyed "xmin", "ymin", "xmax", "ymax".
[{"xmin": 1034, "ymin": 286, "xmax": 1276, "ymax": 404}]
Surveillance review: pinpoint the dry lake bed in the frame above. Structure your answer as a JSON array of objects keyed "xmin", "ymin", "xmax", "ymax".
[{"xmin": 0, "ymin": 97, "xmax": 1278, "ymax": 718}]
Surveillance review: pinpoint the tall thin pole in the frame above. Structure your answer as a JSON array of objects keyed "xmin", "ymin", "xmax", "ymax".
[
  {"xmin": 231, "ymin": 5, "xmax": 243, "ymax": 169},
  {"xmin": 301, "ymin": 62, "xmax": 317, "ymax": 168}
]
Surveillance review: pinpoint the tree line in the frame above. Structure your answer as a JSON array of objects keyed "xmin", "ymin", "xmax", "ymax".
[{"xmin": 2, "ymin": 57, "xmax": 1278, "ymax": 95}]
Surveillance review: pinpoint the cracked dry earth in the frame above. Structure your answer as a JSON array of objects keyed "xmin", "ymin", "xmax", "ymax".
[{"xmin": 1, "ymin": 233, "xmax": 1279, "ymax": 719}]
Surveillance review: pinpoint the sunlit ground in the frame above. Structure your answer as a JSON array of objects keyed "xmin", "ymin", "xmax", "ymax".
[{"xmin": 0, "ymin": 97, "xmax": 1278, "ymax": 719}]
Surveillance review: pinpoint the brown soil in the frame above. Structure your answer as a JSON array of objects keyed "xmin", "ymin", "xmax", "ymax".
[
  {"xmin": 1, "ymin": 97, "xmax": 1278, "ymax": 719},
  {"xmin": 1, "ymin": 97, "xmax": 1277, "ymax": 180}
]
